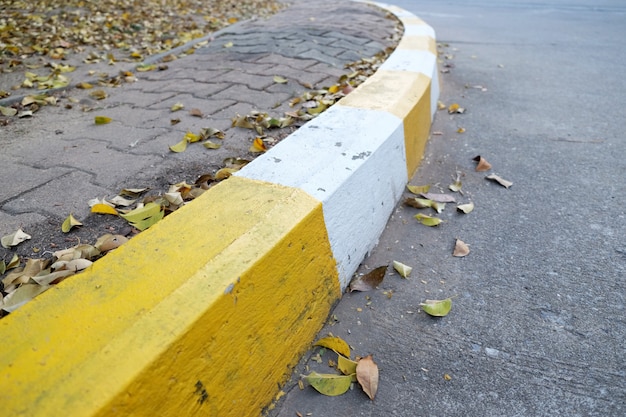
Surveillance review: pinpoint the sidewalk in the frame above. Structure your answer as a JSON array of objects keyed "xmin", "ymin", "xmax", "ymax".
[{"xmin": 0, "ymin": 1, "xmax": 439, "ymax": 416}]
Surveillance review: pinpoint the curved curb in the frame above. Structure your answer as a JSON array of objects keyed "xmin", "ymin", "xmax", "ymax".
[{"xmin": 0, "ymin": 3, "xmax": 438, "ymax": 417}]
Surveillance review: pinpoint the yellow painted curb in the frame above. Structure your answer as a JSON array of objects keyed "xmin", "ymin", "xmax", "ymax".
[
  {"xmin": 0, "ymin": 177, "xmax": 341, "ymax": 417},
  {"xmin": 338, "ymin": 70, "xmax": 432, "ymax": 177}
]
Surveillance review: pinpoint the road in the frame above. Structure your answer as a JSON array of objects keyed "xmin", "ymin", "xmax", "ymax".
[{"xmin": 272, "ymin": 0, "xmax": 626, "ymax": 415}]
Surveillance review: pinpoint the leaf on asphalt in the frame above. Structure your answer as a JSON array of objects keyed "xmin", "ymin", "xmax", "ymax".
[
  {"xmin": 404, "ymin": 197, "xmax": 434, "ymax": 209},
  {"xmin": 214, "ymin": 167, "xmax": 238, "ymax": 180},
  {"xmin": 170, "ymin": 102, "xmax": 184, "ymax": 112},
  {"xmin": 449, "ymin": 180, "xmax": 462, "ymax": 192},
  {"xmin": 0, "ymin": 106, "xmax": 17, "ymax": 117},
  {"xmin": 120, "ymin": 188, "xmax": 148, "ymax": 197},
  {"xmin": 119, "ymin": 202, "xmax": 164, "ymax": 231},
  {"xmin": 473, "ymin": 155, "xmax": 492, "ymax": 171},
  {"xmin": 232, "ymin": 114, "xmax": 254, "ymax": 129},
  {"xmin": 486, "ymin": 174, "xmax": 513, "ymax": 188},
  {"xmin": 448, "ymin": 103, "xmax": 465, "ymax": 114},
  {"xmin": 91, "ymin": 203, "xmax": 118, "ymax": 215},
  {"xmin": 199, "ymin": 127, "xmax": 225, "ymax": 140},
  {"xmin": 1, "ymin": 228, "xmax": 31, "ymax": 248},
  {"xmin": 202, "ymin": 140, "xmax": 222, "ymax": 149},
  {"xmin": 0, "ymin": 284, "xmax": 51, "ymax": 313},
  {"xmin": 420, "ymin": 298, "xmax": 452, "ymax": 317},
  {"xmin": 273, "ymin": 75, "xmax": 288, "ymax": 84},
  {"xmin": 61, "ymin": 213, "xmax": 82, "ymax": 233},
  {"xmin": 356, "ymin": 355, "xmax": 379, "ymax": 400},
  {"xmin": 223, "ymin": 41, "xmax": 234, "ymax": 48},
  {"xmin": 437, "ymin": 101, "xmax": 446, "ymax": 110},
  {"xmin": 189, "ymin": 108, "xmax": 203, "ymax": 118},
  {"xmin": 453, "ymin": 239, "xmax": 470, "ymax": 257},
  {"xmin": 94, "ymin": 116, "xmax": 112, "ymax": 125},
  {"xmin": 414, "ymin": 213, "xmax": 443, "ymax": 227},
  {"xmin": 109, "ymin": 195, "xmax": 136, "ymax": 207},
  {"xmin": 349, "ymin": 265, "xmax": 387, "ymax": 292},
  {"xmin": 392, "ymin": 260, "xmax": 412, "ymax": 278},
  {"xmin": 31, "ymin": 269, "xmax": 75, "ymax": 286},
  {"xmin": 169, "ymin": 138, "xmax": 188, "ymax": 153},
  {"xmin": 314, "ymin": 336, "xmax": 351, "ymax": 358},
  {"xmin": 457, "ymin": 201, "xmax": 475, "ymax": 213},
  {"xmin": 7, "ymin": 254, "xmax": 20, "ymax": 269},
  {"xmin": 249, "ymin": 137, "xmax": 267, "ymax": 153},
  {"xmin": 89, "ymin": 89, "xmax": 107, "ymax": 100},
  {"xmin": 95, "ymin": 234, "xmax": 128, "ymax": 252},
  {"xmin": 406, "ymin": 184, "xmax": 430, "ymax": 195},
  {"xmin": 76, "ymin": 82, "xmax": 93, "ymax": 89},
  {"xmin": 457, "ymin": 127, "xmax": 466, "ymax": 133},
  {"xmin": 304, "ymin": 372, "xmax": 352, "ymax": 396},
  {"xmin": 337, "ymin": 355, "xmax": 358, "ymax": 380},
  {"xmin": 420, "ymin": 192, "xmax": 456, "ymax": 203}
]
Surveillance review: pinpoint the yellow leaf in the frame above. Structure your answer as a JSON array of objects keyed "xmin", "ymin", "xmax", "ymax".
[
  {"xmin": 304, "ymin": 372, "xmax": 352, "ymax": 396},
  {"xmin": 91, "ymin": 203, "xmax": 118, "ymax": 215},
  {"xmin": 76, "ymin": 82, "xmax": 93, "ymax": 89},
  {"xmin": 171, "ymin": 102, "xmax": 184, "ymax": 112},
  {"xmin": 406, "ymin": 184, "xmax": 430, "ymax": 194},
  {"xmin": 420, "ymin": 298, "xmax": 452, "ymax": 317},
  {"xmin": 356, "ymin": 355, "xmax": 379, "ymax": 400},
  {"xmin": 169, "ymin": 139, "xmax": 188, "ymax": 153},
  {"xmin": 328, "ymin": 84, "xmax": 340, "ymax": 94},
  {"xmin": 61, "ymin": 213, "xmax": 82, "ymax": 233},
  {"xmin": 89, "ymin": 89, "xmax": 107, "ymax": 100},
  {"xmin": 184, "ymin": 131, "xmax": 200, "ymax": 143},
  {"xmin": 314, "ymin": 336, "xmax": 351, "ymax": 358},
  {"xmin": 119, "ymin": 202, "xmax": 164, "ymax": 231},
  {"xmin": 337, "ymin": 355, "xmax": 358, "ymax": 381},
  {"xmin": 94, "ymin": 116, "xmax": 112, "ymax": 125},
  {"xmin": 414, "ymin": 213, "xmax": 443, "ymax": 227},
  {"xmin": 202, "ymin": 140, "xmax": 221, "ymax": 149},
  {"xmin": 249, "ymin": 137, "xmax": 267, "ymax": 153}
]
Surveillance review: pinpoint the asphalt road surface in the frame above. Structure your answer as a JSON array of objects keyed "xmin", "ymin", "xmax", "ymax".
[{"xmin": 272, "ymin": 1, "xmax": 625, "ymax": 416}]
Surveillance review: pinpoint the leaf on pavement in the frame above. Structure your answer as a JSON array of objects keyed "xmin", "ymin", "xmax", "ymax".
[
  {"xmin": 119, "ymin": 202, "xmax": 164, "ymax": 231},
  {"xmin": 0, "ymin": 106, "xmax": 17, "ymax": 117},
  {"xmin": 61, "ymin": 213, "xmax": 82, "ymax": 233},
  {"xmin": 414, "ymin": 213, "xmax": 443, "ymax": 227},
  {"xmin": 171, "ymin": 102, "xmax": 184, "ymax": 112},
  {"xmin": 202, "ymin": 140, "xmax": 222, "ymax": 149},
  {"xmin": 169, "ymin": 138, "xmax": 188, "ymax": 153},
  {"xmin": 356, "ymin": 355, "xmax": 379, "ymax": 400},
  {"xmin": 1, "ymin": 228, "xmax": 31, "ymax": 248},
  {"xmin": 249, "ymin": 137, "xmax": 267, "ymax": 153},
  {"xmin": 94, "ymin": 234, "xmax": 128, "ymax": 252},
  {"xmin": 486, "ymin": 174, "xmax": 513, "ymax": 188},
  {"xmin": 273, "ymin": 75, "xmax": 288, "ymax": 84},
  {"xmin": 303, "ymin": 372, "xmax": 352, "ymax": 396},
  {"xmin": 406, "ymin": 184, "xmax": 430, "ymax": 195},
  {"xmin": 453, "ymin": 239, "xmax": 470, "ymax": 257},
  {"xmin": 420, "ymin": 192, "xmax": 456, "ymax": 203},
  {"xmin": 189, "ymin": 108, "xmax": 203, "ymax": 118},
  {"xmin": 314, "ymin": 336, "xmax": 351, "ymax": 358},
  {"xmin": 404, "ymin": 197, "xmax": 433, "ymax": 209},
  {"xmin": 0, "ymin": 284, "xmax": 51, "ymax": 313},
  {"xmin": 337, "ymin": 355, "xmax": 358, "ymax": 380},
  {"xmin": 448, "ymin": 103, "xmax": 465, "ymax": 114},
  {"xmin": 392, "ymin": 260, "xmax": 412, "ymax": 278},
  {"xmin": 89, "ymin": 89, "xmax": 107, "ymax": 100},
  {"xmin": 94, "ymin": 116, "xmax": 112, "ymax": 125},
  {"xmin": 91, "ymin": 203, "xmax": 118, "ymax": 215},
  {"xmin": 349, "ymin": 265, "xmax": 387, "ymax": 292},
  {"xmin": 457, "ymin": 201, "xmax": 474, "ymax": 213},
  {"xmin": 473, "ymin": 155, "xmax": 492, "ymax": 171},
  {"xmin": 420, "ymin": 298, "xmax": 452, "ymax": 317}
]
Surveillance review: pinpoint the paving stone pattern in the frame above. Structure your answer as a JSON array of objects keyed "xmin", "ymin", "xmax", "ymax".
[{"xmin": 0, "ymin": 0, "xmax": 398, "ymax": 254}]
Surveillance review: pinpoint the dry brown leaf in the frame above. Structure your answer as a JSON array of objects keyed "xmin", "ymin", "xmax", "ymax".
[
  {"xmin": 189, "ymin": 108, "xmax": 203, "ymax": 118},
  {"xmin": 356, "ymin": 355, "xmax": 379, "ymax": 400},
  {"xmin": 473, "ymin": 155, "xmax": 492, "ymax": 171},
  {"xmin": 349, "ymin": 265, "xmax": 386, "ymax": 292},
  {"xmin": 420, "ymin": 192, "xmax": 456, "ymax": 203},
  {"xmin": 453, "ymin": 239, "xmax": 470, "ymax": 257},
  {"xmin": 486, "ymin": 174, "xmax": 513, "ymax": 188}
]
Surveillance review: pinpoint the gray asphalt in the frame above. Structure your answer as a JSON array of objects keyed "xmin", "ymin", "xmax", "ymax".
[{"xmin": 271, "ymin": 1, "xmax": 626, "ymax": 416}]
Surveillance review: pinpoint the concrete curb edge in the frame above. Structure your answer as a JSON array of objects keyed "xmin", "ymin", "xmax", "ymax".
[{"xmin": 0, "ymin": 3, "xmax": 438, "ymax": 416}]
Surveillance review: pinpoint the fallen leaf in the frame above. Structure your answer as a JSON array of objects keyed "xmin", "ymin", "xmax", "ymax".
[
  {"xmin": 0, "ymin": 284, "xmax": 51, "ymax": 313},
  {"xmin": 91, "ymin": 203, "xmax": 118, "ymax": 215},
  {"xmin": 119, "ymin": 202, "xmax": 164, "ymax": 231},
  {"xmin": 314, "ymin": 336, "xmax": 351, "ymax": 358},
  {"xmin": 169, "ymin": 138, "xmax": 188, "ymax": 153},
  {"xmin": 94, "ymin": 234, "xmax": 128, "ymax": 252},
  {"xmin": 109, "ymin": 195, "xmax": 136, "ymax": 207},
  {"xmin": 273, "ymin": 75, "xmax": 288, "ymax": 84},
  {"xmin": 453, "ymin": 239, "xmax": 470, "ymax": 257},
  {"xmin": 457, "ymin": 202, "xmax": 474, "ymax": 213},
  {"xmin": 94, "ymin": 116, "xmax": 112, "ymax": 125},
  {"xmin": 356, "ymin": 355, "xmax": 379, "ymax": 400},
  {"xmin": 349, "ymin": 265, "xmax": 387, "ymax": 292},
  {"xmin": 61, "ymin": 213, "xmax": 82, "ymax": 233},
  {"xmin": 337, "ymin": 355, "xmax": 358, "ymax": 380},
  {"xmin": 406, "ymin": 184, "xmax": 430, "ymax": 194},
  {"xmin": 420, "ymin": 298, "xmax": 452, "ymax": 317},
  {"xmin": 76, "ymin": 82, "xmax": 93, "ymax": 89},
  {"xmin": 202, "ymin": 140, "xmax": 221, "ymax": 149},
  {"xmin": 473, "ymin": 155, "xmax": 492, "ymax": 171},
  {"xmin": 1, "ymin": 228, "xmax": 31, "ymax": 248},
  {"xmin": 420, "ymin": 192, "xmax": 456, "ymax": 203},
  {"xmin": 89, "ymin": 89, "xmax": 107, "ymax": 100},
  {"xmin": 170, "ymin": 102, "xmax": 184, "ymax": 112},
  {"xmin": 449, "ymin": 181, "xmax": 462, "ymax": 192},
  {"xmin": 392, "ymin": 260, "xmax": 412, "ymax": 278},
  {"xmin": 223, "ymin": 41, "xmax": 234, "ymax": 48},
  {"xmin": 304, "ymin": 372, "xmax": 352, "ymax": 396},
  {"xmin": 448, "ymin": 103, "xmax": 465, "ymax": 114},
  {"xmin": 249, "ymin": 137, "xmax": 267, "ymax": 153},
  {"xmin": 0, "ymin": 106, "xmax": 17, "ymax": 117},
  {"xmin": 189, "ymin": 108, "xmax": 203, "ymax": 117},
  {"xmin": 414, "ymin": 213, "xmax": 443, "ymax": 227},
  {"xmin": 404, "ymin": 197, "xmax": 434, "ymax": 209},
  {"xmin": 486, "ymin": 174, "xmax": 513, "ymax": 188},
  {"xmin": 7, "ymin": 254, "xmax": 20, "ymax": 269}
]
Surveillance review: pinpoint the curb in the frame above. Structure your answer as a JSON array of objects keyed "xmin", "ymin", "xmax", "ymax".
[{"xmin": 0, "ymin": 3, "xmax": 438, "ymax": 416}]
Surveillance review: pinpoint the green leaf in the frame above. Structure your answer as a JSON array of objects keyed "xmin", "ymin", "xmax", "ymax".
[
  {"xmin": 406, "ymin": 184, "xmax": 430, "ymax": 194},
  {"xmin": 169, "ymin": 138, "xmax": 188, "ymax": 153},
  {"xmin": 304, "ymin": 372, "xmax": 352, "ymax": 396},
  {"xmin": 94, "ymin": 116, "xmax": 112, "ymax": 125},
  {"xmin": 273, "ymin": 75, "xmax": 288, "ymax": 84},
  {"xmin": 420, "ymin": 298, "xmax": 452, "ymax": 317},
  {"xmin": 119, "ymin": 202, "xmax": 164, "ymax": 231},
  {"xmin": 392, "ymin": 260, "xmax": 412, "ymax": 278},
  {"xmin": 314, "ymin": 336, "xmax": 351, "ymax": 358}
]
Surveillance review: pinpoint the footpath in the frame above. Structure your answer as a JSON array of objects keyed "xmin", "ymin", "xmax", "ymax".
[{"xmin": 0, "ymin": 1, "xmax": 439, "ymax": 416}]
